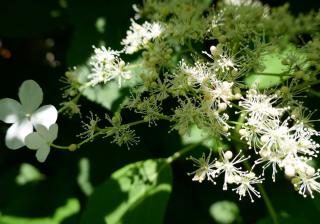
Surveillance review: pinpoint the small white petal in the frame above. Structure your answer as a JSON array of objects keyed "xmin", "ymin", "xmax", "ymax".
[
  {"xmin": 31, "ymin": 105, "xmax": 58, "ymax": 128},
  {"xmin": 0, "ymin": 98, "xmax": 24, "ymax": 123},
  {"xmin": 48, "ymin": 123, "xmax": 58, "ymax": 142},
  {"xmin": 25, "ymin": 132, "xmax": 46, "ymax": 150},
  {"xmin": 19, "ymin": 80, "xmax": 43, "ymax": 114},
  {"xmin": 5, "ymin": 118, "xmax": 33, "ymax": 149},
  {"xmin": 36, "ymin": 145, "xmax": 50, "ymax": 163},
  {"xmin": 34, "ymin": 124, "xmax": 51, "ymax": 141}
]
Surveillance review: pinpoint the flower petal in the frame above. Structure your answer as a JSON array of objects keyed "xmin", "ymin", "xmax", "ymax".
[
  {"xmin": 0, "ymin": 98, "xmax": 24, "ymax": 123},
  {"xmin": 35, "ymin": 145, "xmax": 50, "ymax": 163},
  {"xmin": 19, "ymin": 80, "xmax": 43, "ymax": 114},
  {"xmin": 31, "ymin": 105, "xmax": 58, "ymax": 128},
  {"xmin": 34, "ymin": 124, "xmax": 51, "ymax": 141},
  {"xmin": 25, "ymin": 132, "xmax": 46, "ymax": 150},
  {"xmin": 48, "ymin": 123, "xmax": 58, "ymax": 142},
  {"xmin": 5, "ymin": 119, "xmax": 33, "ymax": 149}
]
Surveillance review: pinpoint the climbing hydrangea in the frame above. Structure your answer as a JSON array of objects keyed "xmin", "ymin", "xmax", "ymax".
[{"xmin": 1, "ymin": 0, "xmax": 320, "ymax": 204}]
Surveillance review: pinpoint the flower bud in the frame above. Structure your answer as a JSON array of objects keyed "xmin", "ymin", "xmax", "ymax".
[{"xmin": 224, "ymin": 150, "xmax": 233, "ymax": 160}]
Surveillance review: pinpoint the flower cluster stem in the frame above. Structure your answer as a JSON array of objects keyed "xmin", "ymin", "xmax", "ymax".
[{"xmin": 234, "ymin": 112, "xmax": 279, "ymax": 224}]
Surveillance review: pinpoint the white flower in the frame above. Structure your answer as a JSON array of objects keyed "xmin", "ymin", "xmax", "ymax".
[
  {"xmin": 254, "ymin": 151, "xmax": 283, "ymax": 182},
  {"xmin": 188, "ymin": 151, "xmax": 217, "ymax": 183},
  {"xmin": 239, "ymin": 122, "xmax": 260, "ymax": 151},
  {"xmin": 216, "ymin": 55, "xmax": 237, "ymax": 72},
  {"xmin": 88, "ymin": 46, "xmax": 132, "ymax": 87},
  {"xmin": 233, "ymin": 172, "xmax": 263, "ymax": 202},
  {"xmin": 25, "ymin": 123, "xmax": 58, "ymax": 162},
  {"xmin": 210, "ymin": 80, "xmax": 234, "ymax": 106},
  {"xmin": 214, "ymin": 150, "xmax": 250, "ymax": 190},
  {"xmin": 292, "ymin": 168, "xmax": 320, "ymax": 198},
  {"xmin": 224, "ymin": 0, "xmax": 260, "ymax": 6},
  {"xmin": 239, "ymin": 89, "xmax": 284, "ymax": 124},
  {"xmin": 291, "ymin": 123, "xmax": 319, "ymax": 157},
  {"xmin": 121, "ymin": 19, "xmax": 163, "ymax": 54},
  {"xmin": 180, "ymin": 60, "xmax": 214, "ymax": 85},
  {"xmin": 0, "ymin": 80, "xmax": 58, "ymax": 149}
]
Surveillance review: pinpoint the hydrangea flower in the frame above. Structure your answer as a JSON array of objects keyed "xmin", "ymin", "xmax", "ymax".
[
  {"xmin": 0, "ymin": 80, "xmax": 57, "ymax": 149},
  {"xmin": 25, "ymin": 124, "xmax": 58, "ymax": 162},
  {"xmin": 88, "ymin": 46, "xmax": 132, "ymax": 87},
  {"xmin": 121, "ymin": 19, "xmax": 163, "ymax": 54}
]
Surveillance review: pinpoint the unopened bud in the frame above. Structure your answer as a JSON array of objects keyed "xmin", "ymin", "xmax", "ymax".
[{"xmin": 68, "ymin": 144, "xmax": 78, "ymax": 152}]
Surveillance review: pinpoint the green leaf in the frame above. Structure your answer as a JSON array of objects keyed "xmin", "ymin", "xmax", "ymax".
[
  {"xmin": 74, "ymin": 59, "xmax": 143, "ymax": 112},
  {"xmin": 15, "ymin": 163, "xmax": 44, "ymax": 185},
  {"xmin": 0, "ymin": 198, "xmax": 80, "ymax": 224},
  {"xmin": 245, "ymin": 45, "xmax": 304, "ymax": 89},
  {"xmin": 0, "ymin": 216, "xmax": 55, "ymax": 224},
  {"xmin": 209, "ymin": 200, "xmax": 240, "ymax": 224},
  {"xmin": 181, "ymin": 125, "xmax": 228, "ymax": 151},
  {"xmin": 77, "ymin": 158, "xmax": 94, "ymax": 196},
  {"xmin": 182, "ymin": 125, "xmax": 213, "ymax": 148},
  {"xmin": 82, "ymin": 80, "xmax": 121, "ymax": 111},
  {"xmin": 80, "ymin": 159, "xmax": 172, "ymax": 224},
  {"xmin": 53, "ymin": 198, "xmax": 80, "ymax": 222}
]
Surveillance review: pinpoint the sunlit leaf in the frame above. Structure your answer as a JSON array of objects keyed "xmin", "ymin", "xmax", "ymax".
[
  {"xmin": 245, "ymin": 45, "xmax": 305, "ymax": 89},
  {"xmin": 74, "ymin": 59, "xmax": 143, "ymax": 112},
  {"xmin": 0, "ymin": 216, "xmax": 55, "ymax": 224},
  {"xmin": 182, "ymin": 125, "xmax": 213, "ymax": 148},
  {"xmin": 77, "ymin": 158, "xmax": 94, "ymax": 196},
  {"xmin": 0, "ymin": 198, "xmax": 80, "ymax": 224},
  {"xmin": 80, "ymin": 159, "xmax": 172, "ymax": 224},
  {"xmin": 181, "ymin": 125, "xmax": 228, "ymax": 151},
  {"xmin": 16, "ymin": 163, "xmax": 44, "ymax": 185},
  {"xmin": 53, "ymin": 198, "xmax": 80, "ymax": 222}
]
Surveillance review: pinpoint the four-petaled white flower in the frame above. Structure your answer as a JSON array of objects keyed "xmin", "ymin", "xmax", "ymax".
[
  {"xmin": 0, "ymin": 80, "xmax": 58, "ymax": 149},
  {"xmin": 25, "ymin": 124, "xmax": 58, "ymax": 162}
]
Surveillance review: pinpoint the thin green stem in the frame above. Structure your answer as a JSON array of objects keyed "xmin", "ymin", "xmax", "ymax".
[
  {"xmin": 257, "ymin": 185, "xmax": 279, "ymax": 224},
  {"xmin": 230, "ymin": 102, "xmax": 242, "ymax": 110},
  {"xmin": 294, "ymin": 80, "xmax": 320, "ymax": 91},
  {"xmin": 166, "ymin": 141, "xmax": 203, "ymax": 164},
  {"xmin": 308, "ymin": 89, "xmax": 320, "ymax": 98},
  {"xmin": 58, "ymin": 93, "xmax": 81, "ymax": 114},
  {"xmin": 50, "ymin": 143, "xmax": 69, "ymax": 150},
  {"xmin": 253, "ymin": 72, "xmax": 290, "ymax": 77},
  {"xmin": 51, "ymin": 118, "xmax": 150, "ymax": 150}
]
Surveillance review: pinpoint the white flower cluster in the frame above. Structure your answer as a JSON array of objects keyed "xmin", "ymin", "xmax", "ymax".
[
  {"xmin": 88, "ymin": 46, "xmax": 132, "ymax": 87},
  {"xmin": 87, "ymin": 19, "xmax": 163, "ymax": 88},
  {"xmin": 189, "ymin": 150, "xmax": 263, "ymax": 202},
  {"xmin": 179, "ymin": 51, "xmax": 241, "ymax": 136},
  {"xmin": 239, "ymin": 89, "xmax": 320, "ymax": 198},
  {"xmin": 189, "ymin": 86, "xmax": 320, "ymax": 201},
  {"xmin": 0, "ymin": 80, "xmax": 58, "ymax": 162},
  {"xmin": 223, "ymin": 0, "xmax": 261, "ymax": 6},
  {"xmin": 121, "ymin": 19, "xmax": 163, "ymax": 54}
]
